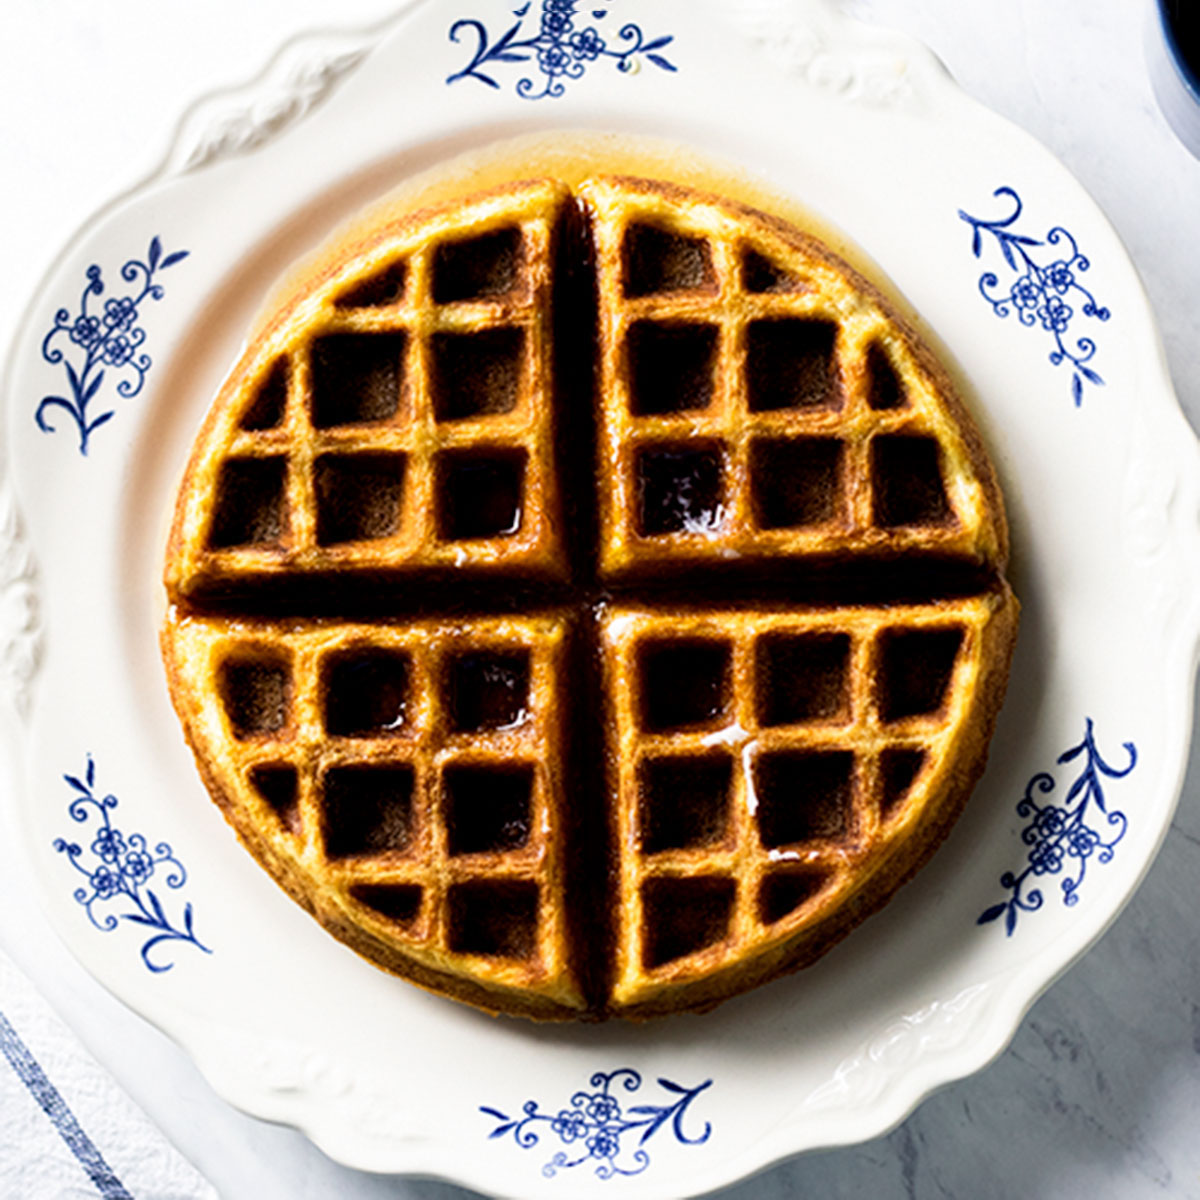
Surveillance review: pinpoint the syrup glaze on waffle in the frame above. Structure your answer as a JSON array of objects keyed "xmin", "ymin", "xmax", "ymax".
[
  {"xmin": 599, "ymin": 595, "xmax": 1015, "ymax": 1017},
  {"xmin": 581, "ymin": 178, "xmax": 1007, "ymax": 580},
  {"xmin": 164, "ymin": 175, "xmax": 1017, "ymax": 1020},
  {"xmin": 163, "ymin": 612, "xmax": 585, "ymax": 1018},
  {"xmin": 167, "ymin": 181, "xmax": 570, "ymax": 603}
]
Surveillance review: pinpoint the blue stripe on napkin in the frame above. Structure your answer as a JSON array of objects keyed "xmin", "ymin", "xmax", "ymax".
[{"xmin": 0, "ymin": 1004, "xmax": 133, "ymax": 1199}]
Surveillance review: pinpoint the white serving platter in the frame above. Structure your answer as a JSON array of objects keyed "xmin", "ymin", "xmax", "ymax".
[{"xmin": 2, "ymin": 1, "xmax": 1199, "ymax": 1196}]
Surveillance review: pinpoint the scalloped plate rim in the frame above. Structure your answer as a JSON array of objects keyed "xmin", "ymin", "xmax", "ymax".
[{"xmin": 2, "ymin": 1, "xmax": 1200, "ymax": 1196}]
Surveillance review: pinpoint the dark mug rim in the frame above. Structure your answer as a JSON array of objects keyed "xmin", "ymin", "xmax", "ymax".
[{"xmin": 1158, "ymin": 0, "xmax": 1200, "ymax": 101}]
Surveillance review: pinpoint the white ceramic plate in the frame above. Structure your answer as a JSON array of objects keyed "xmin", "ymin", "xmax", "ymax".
[{"xmin": 3, "ymin": 2, "xmax": 1199, "ymax": 1196}]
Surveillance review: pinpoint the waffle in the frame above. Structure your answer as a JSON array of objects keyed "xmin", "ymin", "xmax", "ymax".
[
  {"xmin": 163, "ymin": 174, "xmax": 1018, "ymax": 1020},
  {"xmin": 162, "ymin": 610, "xmax": 585, "ymax": 1019},
  {"xmin": 580, "ymin": 177, "xmax": 1007, "ymax": 579},
  {"xmin": 166, "ymin": 180, "xmax": 570, "ymax": 602},
  {"xmin": 599, "ymin": 592, "xmax": 1016, "ymax": 1017}
]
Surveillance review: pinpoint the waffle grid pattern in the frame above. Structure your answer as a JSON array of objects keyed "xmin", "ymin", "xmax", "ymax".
[
  {"xmin": 164, "ymin": 176, "xmax": 1015, "ymax": 1019},
  {"xmin": 601, "ymin": 600, "xmax": 995, "ymax": 1007},
  {"xmin": 169, "ymin": 614, "xmax": 579, "ymax": 1007},
  {"xmin": 169, "ymin": 182, "xmax": 571, "ymax": 596},
  {"xmin": 581, "ymin": 178, "xmax": 1001, "ymax": 576}
]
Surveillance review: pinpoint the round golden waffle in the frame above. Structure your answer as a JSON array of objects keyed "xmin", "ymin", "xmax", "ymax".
[{"xmin": 163, "ymin": 175, "xmax": 1017, "ymax": 1020}]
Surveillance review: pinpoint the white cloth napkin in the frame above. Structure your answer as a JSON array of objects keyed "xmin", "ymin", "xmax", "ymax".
[{"xmin": 0, "ymin": 947, "xmax": 217, "ymax": 1200}]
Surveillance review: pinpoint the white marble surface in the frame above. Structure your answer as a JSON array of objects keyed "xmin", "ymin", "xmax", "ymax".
[{"xmin": 1, "ymin": 2, "xmax": 1198, "ymax": 1197}]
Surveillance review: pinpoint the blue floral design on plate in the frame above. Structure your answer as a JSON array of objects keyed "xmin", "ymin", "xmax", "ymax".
[
  {"xmin": 447, "ymin": 1, "xmax": 676, "ymax": 100},
  {"xmin": 958, "ymin": 187, "xmax": 1110, "ymax": 406},
  {"xmin": 52, "ymin": 756, "xmax": 210, "ymax": 971},
  {"xmin": 482, "ymin": 1067, "xmax": 711, "ymax": 1179},
  {"xmin": 978, "ymin": 719, "xmax": 1136, "ymax": 935},
  {"xmin": 37, "ymin": 236, "xmax": 189, "ymax": 456}
]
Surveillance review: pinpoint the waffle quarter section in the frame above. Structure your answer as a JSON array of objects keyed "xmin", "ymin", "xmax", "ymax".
[
  {"xmin": 161, "ymin": 608, "xmax": 585, "ymax": 1019},
  {"xmin": 598, "ymin": 589, "xmax": 1018, "ymax": 1017},
  {"xmin": 166, "ymin": 180, "xmax": 571, "ymax": 603},
  {"xmin": 579, "ymin": 177, "xmax": 1008, "ymax": 582}
]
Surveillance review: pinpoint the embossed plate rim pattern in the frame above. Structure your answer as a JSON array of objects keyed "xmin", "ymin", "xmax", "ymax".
[{"xmin": 2, "ymin": 1, "xmax": 1199, "ymax": 1197}]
